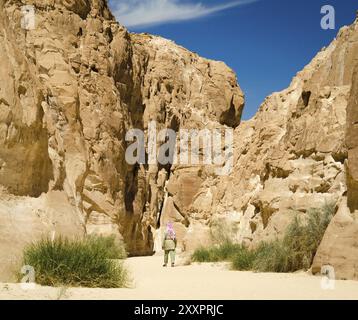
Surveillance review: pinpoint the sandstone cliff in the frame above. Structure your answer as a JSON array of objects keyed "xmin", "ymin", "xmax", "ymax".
[
  {"xmin": 176, "ymin": 16, "xmax": 358, "ymax": 279},
  {"xmin": 0, "ymin": 0, "xmax": 243, "ymax": 280},
  {"xmin": 0, "ymin": 0, "xmax": 357, "ymax": 282},
  {"xmin": 311, "ymin": 33, "xmax": 358, "ymax": 280}
]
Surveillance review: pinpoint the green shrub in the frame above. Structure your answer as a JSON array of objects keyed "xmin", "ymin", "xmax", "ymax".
[
  {"xmin": 192, "ymin": 218, "xmax": 242, "ymax": 263},
  {"xmin": 253, "ymin": 202, "xmax": 336, "ymax": 272},
  {"xmin": 86, "ymin": 235, "xmax": 127, "ymax": 259},
  {"xmin": 191, "ymin": 247, "xmax": 217, "ymax": 262},
  {"xmin": 21, "ymin": 236, "xmax": 128, "ymax": 288},
  {"xmin": 193, "ymin": 202, "xmax": 336, "ymax": 273},
  {"xmin": 192, "ymin": 242, "xmax": 243, "ymax": 263},
  {"xmin": 231, "ymin": 247, "xmax": 257, "ymax": 271},
  {"xmin": 213, "ymin": 242, "xmax": 242, "ymax": 261},
  {"xmin": 282, "ymin": 202, "xmax": 335, "ymax": 271},
  {"xmin": 252, "ymin": 241, "xmax": 290, "ymax": 272}
]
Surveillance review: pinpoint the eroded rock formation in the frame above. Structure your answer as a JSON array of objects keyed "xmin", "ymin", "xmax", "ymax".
[
  {"xmin": 0, "ymin": 0, "xmax": 243, "ymax": 280},
  {"xmin": 347, "ymin": 63, "xmax": 358, "ymax": 212},
  {"xmin": 312, "ymin": 29, "xmax": 358, "ymax": 279},
  {"xmin": 176, "ymin": 17, "xmax": 358, "ymax": 279},
  {"xmin": 183, "ymin": 19, "xmax": 356, "ymax": 239},
  {"xmin": 0, "ymin": 0, "xmax": 357, "ymax": 282}
]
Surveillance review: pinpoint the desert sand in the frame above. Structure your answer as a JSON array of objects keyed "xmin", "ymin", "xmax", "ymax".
[{"xmin": 1, "ymin": 254, "xmax": 358, "ymax": 300}]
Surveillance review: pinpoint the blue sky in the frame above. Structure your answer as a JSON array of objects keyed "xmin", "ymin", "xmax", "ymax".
[{"xmin": 109, "ymin": 0, "xmax": 357, "ymax": 120}]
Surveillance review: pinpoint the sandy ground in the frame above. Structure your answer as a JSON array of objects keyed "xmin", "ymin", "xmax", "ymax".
[{"xmin": 1, "ymin": 254, "xmax": 358, "ymax": 300}]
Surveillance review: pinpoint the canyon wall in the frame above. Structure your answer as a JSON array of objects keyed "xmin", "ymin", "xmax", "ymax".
[
  {"xmin": 312, "ymin": 36, "xmax": 358, "ymax": 280},
  {"xmin": 178, "ymin": 16, "xmax": 358, "ymax": 279},
  {"xmin": 0, "ymin": 0, "xmax": 357, "ymax": 281},
  {"xmin": 0, "ymin": 0, "xmax": 242, "ymax": 280},
  {"xmin": 188, "ymin": 19, "xmax": 357, "ymax": 242}
]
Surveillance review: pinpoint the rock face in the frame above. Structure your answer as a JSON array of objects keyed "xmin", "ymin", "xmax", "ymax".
[
  {"xmin": 0, "ymin": 0, "xmax": 243, "ymax": 280},
  {"xmin": 182, "ymin": 19, "xmax": 358, "ymax": 253},
  {"xmin": 1, "ymin": 0, "xmax": 358, "ymax": 282},
  {"xmin": 312, "ymin": 21, "xmax": 358, "ymax": 279},
  {"xmin": 172, "ymin": 17, "xmax": 358, "ymax": 280},
  {"xmin": 0, "ymin": 190, "xmax": 84, "ymax": 282},
  {"xmin": 311, "ymin": 197, "xmax": 358, "ymax": 280},
  {"xmin": 347, "ymin": 63, "xmax": 358, "ymax": 212}
]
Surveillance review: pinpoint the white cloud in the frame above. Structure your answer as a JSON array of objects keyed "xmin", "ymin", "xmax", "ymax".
[{"xmin": 112, "ymin": 0, "xmax": 257, "ymax": 28}]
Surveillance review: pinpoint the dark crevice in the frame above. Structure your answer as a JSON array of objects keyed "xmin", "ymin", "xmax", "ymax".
[
  {"xmin": 302, "ymin": 90, "xmax": 311, "ymax": 107},
  {"xmin": 77, "ymin": 27, "xmax": 83, "ymax": 37},
  {"xmin": 332, "ymin": 151, "xmax": 348, "ymax": 164},
  {"xmin": 125, "ymin": 164, "xmax": 139, "ymax": 213},
  {"xmin": 155, "ymin": 115, "xmax": 181, "ymax": 229},
  {"xmin": 219, "ymin": 97, "xmax": 240, "ymax": 128},
  {"xmin": 104, "ymin": 27, "xmax": 113, "ymax": 43},
  {"xmin": 90, "ymin": 64, "xmax": 99, "ymax": 73}
]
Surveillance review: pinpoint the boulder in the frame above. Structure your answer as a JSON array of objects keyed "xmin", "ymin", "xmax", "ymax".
[{"xmin": 312, "ymin": 198, "xmax": 358, "ymax": 280}]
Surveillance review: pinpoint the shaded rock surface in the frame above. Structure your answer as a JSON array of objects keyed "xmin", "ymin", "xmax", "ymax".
[
  {"xmin": 0, "ymin": 0, "xmax": 243, "ymax": 280},
  {"xmin": 312, "ymin": 20, "xmax": 358, "ymax": 280},
  {"xmin": 1, "ymin": 0, "xmax": 358, "ymax": 282},
  {"xmin": 347, "ymin": 63, "xmax": 358, "ymax": 212},
  {"xmin": 187, "ymin": 19, "xmax": 357, "ymax": 243},
  {"xmin": 176, "ymin": 17, "xmax": 358, "ymax": 281},
  {"xmin": 312, "ymin": 197, "xmax": 358, "ymax": 280}
]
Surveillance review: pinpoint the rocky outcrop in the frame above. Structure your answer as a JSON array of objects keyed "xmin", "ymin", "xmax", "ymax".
[
  {"xmin": 176, "ymin": 18, "xmax": 358, "ymax": 255},
  {"xmin": 311, "ymin": 22, "xmax": 358, "ymax": 279},
  {"xmin": 312, "ymin": 197, "xmax": 358, "ymax": 280},
  {"xmin": 125, "ymin": 33, "xmax": 243, "ymax": 252},
  {"xmin": 0, "ymin": 0, "xmax": 243, "ymax": 280},
  {"xmin": 1, "ymin": 0, "xmax": 358, "ymax": 282},
  {"xmin": 0, "ymin": 189, "xmax": 84, "ymax": 281},
  {"xmin": 347, "ymin": 63, "xmax": 358, "ymax": 212}
]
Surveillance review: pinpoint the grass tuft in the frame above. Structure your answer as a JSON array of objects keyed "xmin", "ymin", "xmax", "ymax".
[
  {"xmin": 21, "ymin": 235, "xmax": 128, "ymax": 288},
  {"xmin": 192, "ymin": 202, "xmax": 336, "ymax": 273},
  {"xmin": 231, "ymin": 247, "xmax": 257, "ymax": 271},
  {"xmin": 191, "ymin": 242, "xmax": 243, "ymax": 263}
]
